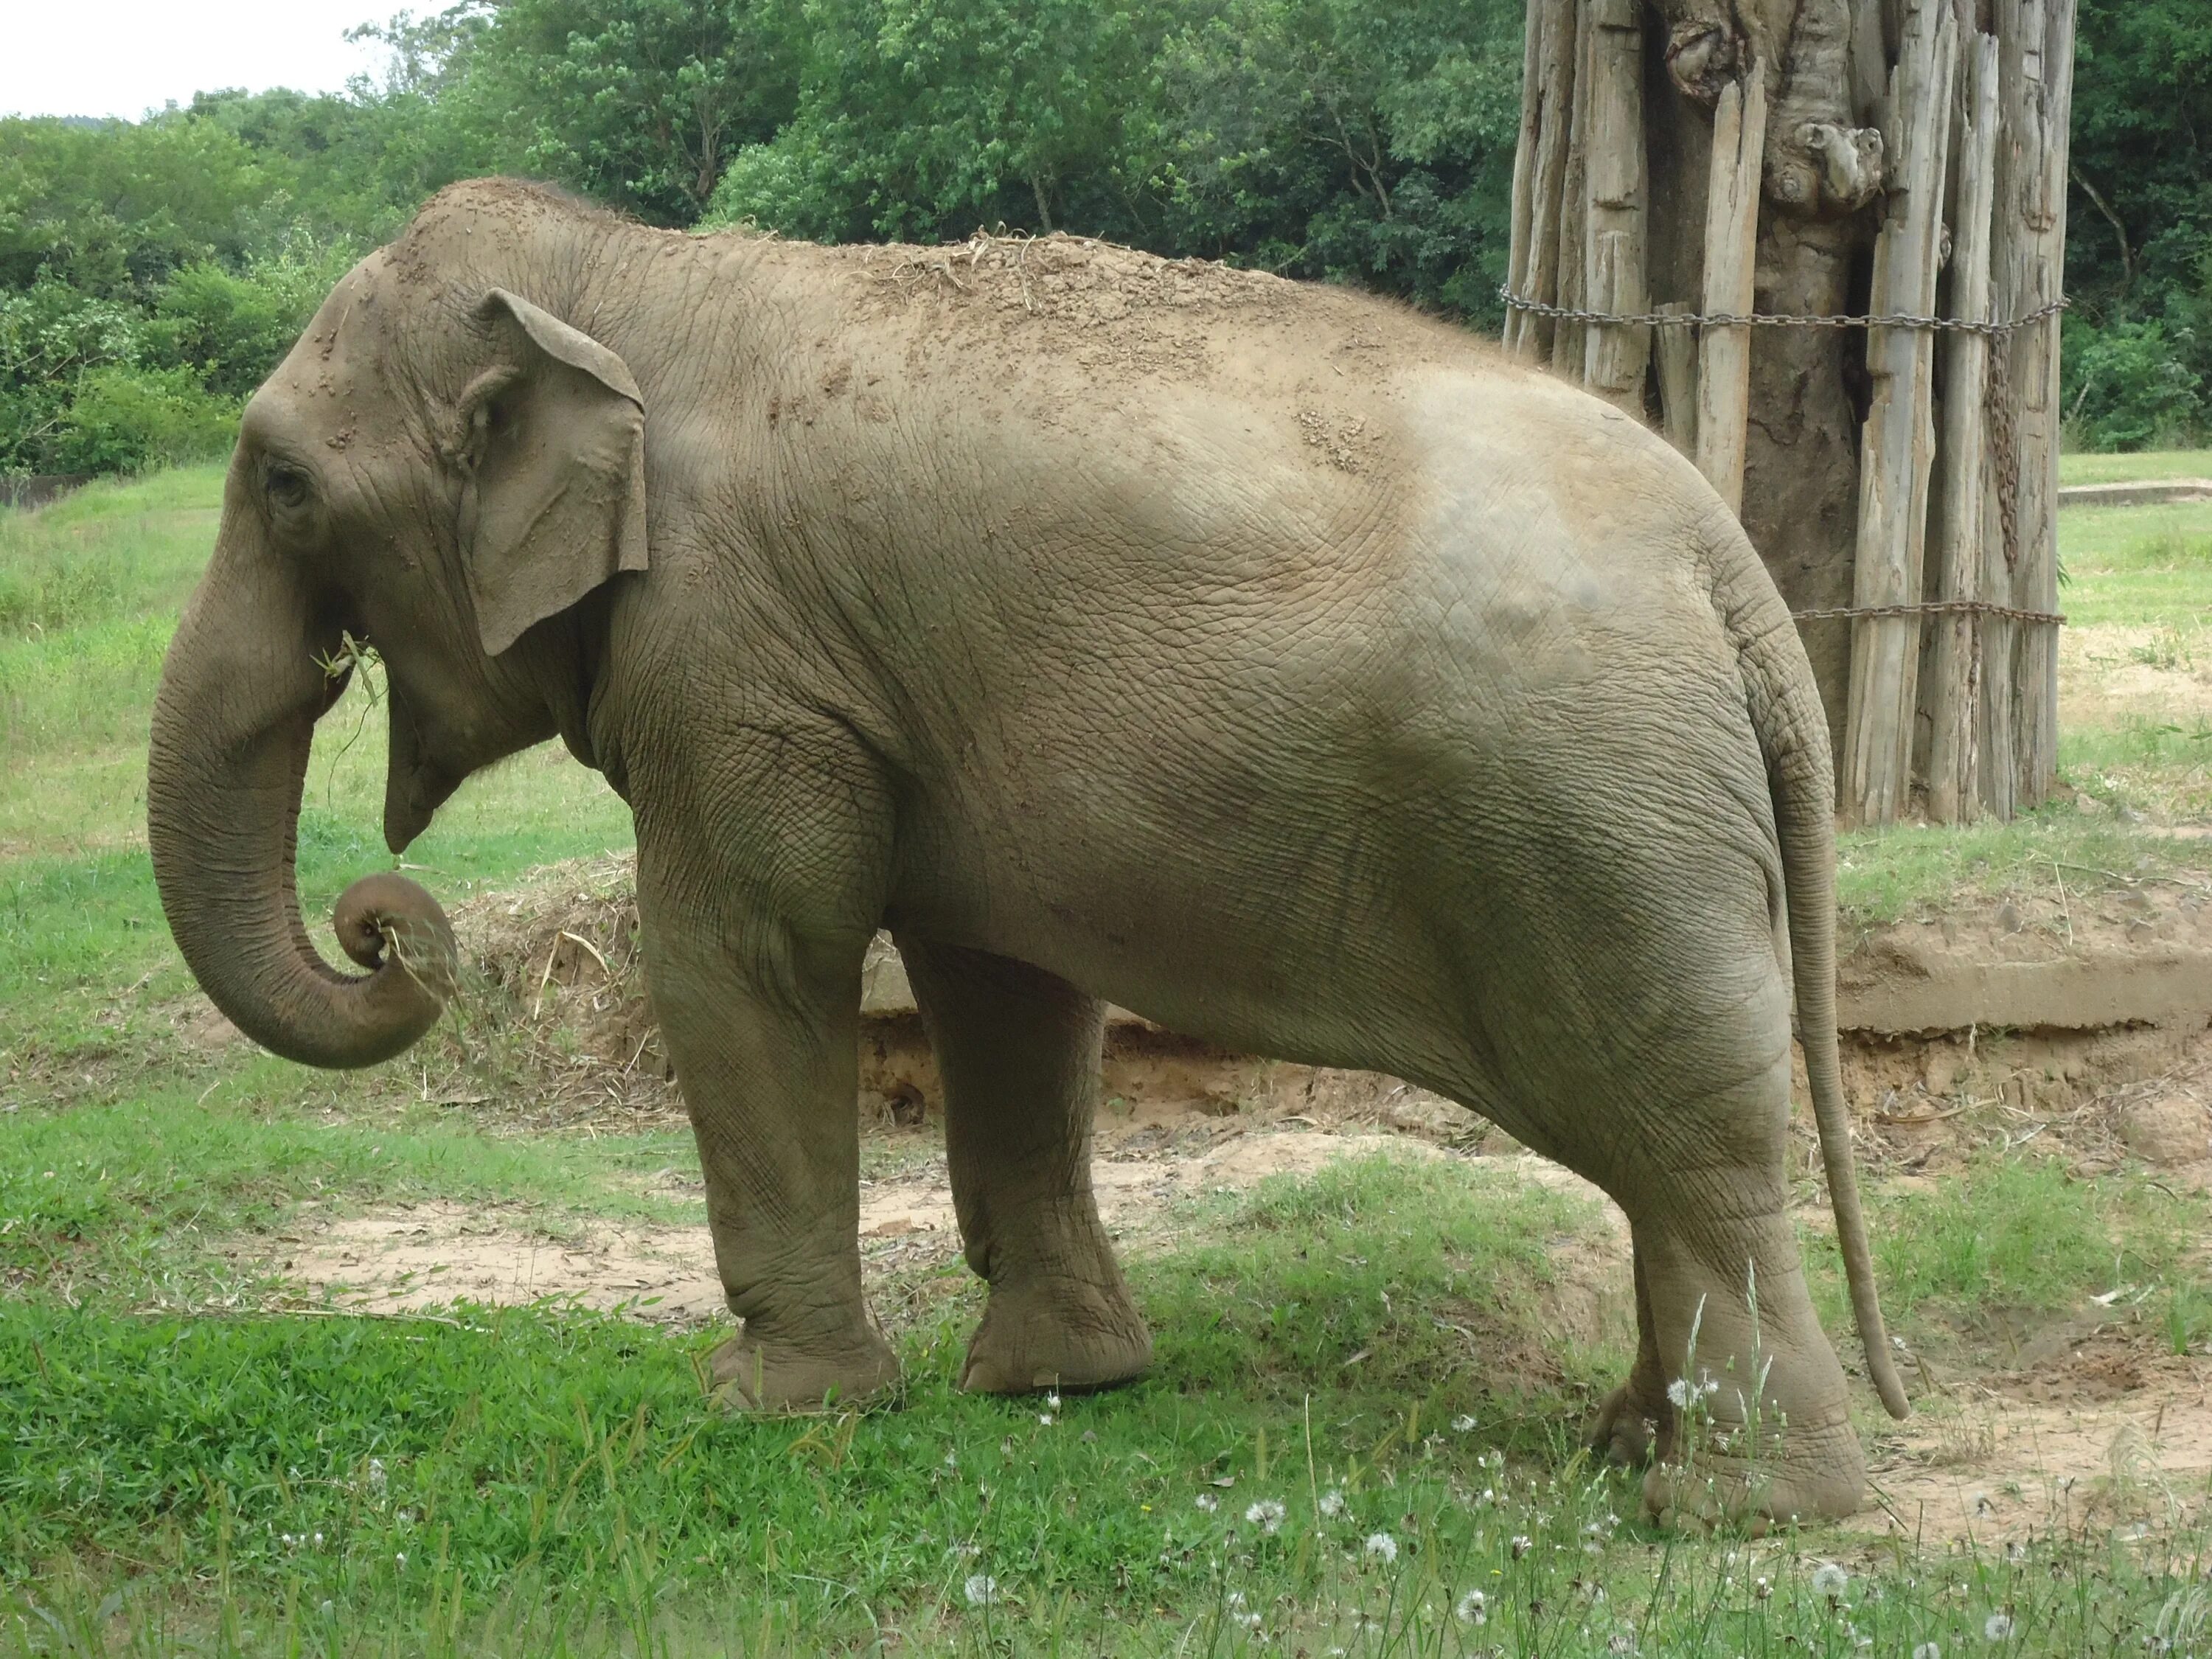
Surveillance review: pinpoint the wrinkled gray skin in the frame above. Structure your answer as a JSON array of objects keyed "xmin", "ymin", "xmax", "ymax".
[{"xmin": 147, "ymin": 181, "xmax": 1910, "ymax": 1525}]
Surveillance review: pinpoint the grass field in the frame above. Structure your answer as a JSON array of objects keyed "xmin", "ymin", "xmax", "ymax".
[{"xmin": 3, "ymin": 460, "xmax": 2211, "ymax": 1653}]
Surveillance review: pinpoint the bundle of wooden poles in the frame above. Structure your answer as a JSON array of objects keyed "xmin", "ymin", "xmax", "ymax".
[{"xmin": 1501, "ymin": 0, "xmax": 2076, "ymax": 825}]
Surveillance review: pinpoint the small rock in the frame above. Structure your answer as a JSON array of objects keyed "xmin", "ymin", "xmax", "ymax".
[{"xmin": 2117, "ymin": 1093, "xmax": 2211, "ymax": 1166}]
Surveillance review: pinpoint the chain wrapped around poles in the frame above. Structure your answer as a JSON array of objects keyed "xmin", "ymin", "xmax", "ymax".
[
  {"xmin": 1788, "ymin": 597, "xmax": 2064, "ymax": 625},
  {"xmin": 1496, "ymin": 286, "xmax": 2069, "ymax": 337},
  {"xmin": 1496, "ymin": 286, "xmax": 2070, "ymax": 629}
]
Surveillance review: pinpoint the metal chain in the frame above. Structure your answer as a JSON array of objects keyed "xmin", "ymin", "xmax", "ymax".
[
  {"xmin": 1498, "ymin": 286, "xmax": 2070, "ymax": 337},
  {"xmin": 1985, "ymin": 338, "xmax": 2023, "ymax": 571},
  {"xmin": 1496, "ymin": 285, "xmax": 2070, "ymax": 628},
  {"xmin": 1790, "ymin": 598, "xmax": 2065, "ymax": 625}
]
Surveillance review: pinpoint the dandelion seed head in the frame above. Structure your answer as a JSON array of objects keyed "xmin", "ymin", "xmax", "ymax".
[
  {"xmin": 1245, "ymin": 1498, "xmax": 1286, "ymax": 1534},
  {"xmin": 1511, "ymin": 1534, "xmax": 1533, "ymax": 1559},
  {"xmin": 1318, "ymin": 1489, "xmax": 1346, "ymax": 1517},
  {"xmin": 1455, "ymin": 1589, "xmax": 1488, "ymax": 1626},
  {"xmin": 1913, "ymin": 1644, "xmax": 1942, "ymax": 1659},
  {"xmin": 1363, "ymin": 1532, "xmax": 1398, "ymax": 1563},
  {"xmin": 1194, "ymin": 1492, "xmax": 1218, "ymax": 1512},
  {"xmin": 1811, "ymin": 1562, "xmax": 1848, "ymax": 1599},
  {"xmin": 1984, "ymin": 1613, "xmax": 2013, "ymax": 1641},
  {"xmin": 963, "ymin": 1573, "xmax": 998, "ymax": 1607}
]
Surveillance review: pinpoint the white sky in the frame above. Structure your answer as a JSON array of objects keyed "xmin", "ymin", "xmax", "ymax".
[{"xmin": 1, "ymin": 0, "xmax": 388, "ymax": 120}]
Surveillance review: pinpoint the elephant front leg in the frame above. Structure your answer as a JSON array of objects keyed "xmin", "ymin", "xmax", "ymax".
[
  {"xmin": 899, "ymin": 937, "xmax": 1152, "ymax": 1394},
  {"xmin": 648, "ymin": 909, "xmax": 897, "ymax": 1411}
]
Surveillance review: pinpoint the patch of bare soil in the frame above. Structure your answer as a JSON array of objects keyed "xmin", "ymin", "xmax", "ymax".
[
  {"xmin": 267, "ymin": 1130, "xmax": 1547, "ymax": 1325},
  {"xmin": 2062, "ymin": 622, "xmax": 2212, "ymax": 747},
  {"xmin": 1854, "ymin": 1340, "xmax": 2212, "ymax": 1545}
]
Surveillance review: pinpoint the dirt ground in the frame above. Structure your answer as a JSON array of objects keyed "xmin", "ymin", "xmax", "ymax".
[{"xmin": 254, "ymin": 1024, "xmax": 2212, "ymax": 1548}]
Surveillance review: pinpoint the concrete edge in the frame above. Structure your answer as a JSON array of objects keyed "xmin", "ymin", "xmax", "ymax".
[
  {"xmin": 2056, "ymin": 479, "xmax": 2212, "ymax": 509},
  {"xmin": 863, "ymin": 936, "xmax": 2212, "ymax": 1038}
]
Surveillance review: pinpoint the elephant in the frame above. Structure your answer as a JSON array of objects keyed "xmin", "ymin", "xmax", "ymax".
[{"xmin": 147, "ymin": 178, "xmax": 1909, "ymax": 1526}]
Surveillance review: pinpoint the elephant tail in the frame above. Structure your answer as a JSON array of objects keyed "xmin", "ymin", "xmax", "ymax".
[{"xmin": 1727, "ymin": 547, "xmax": 1913, "ymax": 1423}]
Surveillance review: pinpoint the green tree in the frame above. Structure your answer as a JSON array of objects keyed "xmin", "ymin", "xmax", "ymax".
[
  {"xmin": 361, "ymin": 0, "xmax": 804, "ymax": 224},
  {"xmin": 0, "ymin": 114, "xmax": 281, "ymax": 295},
  {"xmin": 716, "ymin": 0, "xmax": 1170, "ymax": 242},
  {"xmin": 1147, "ymin": 0, "xmax": 1520, "ymax": 313},
  {"xmin": 2062, "ymin": 0, "xmax": 2212, "ymax": 447}
]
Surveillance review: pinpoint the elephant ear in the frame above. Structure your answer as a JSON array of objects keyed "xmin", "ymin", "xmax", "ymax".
[{"xmin": 455, "ymin": 288, "xmax": 649, "ymax": 656}]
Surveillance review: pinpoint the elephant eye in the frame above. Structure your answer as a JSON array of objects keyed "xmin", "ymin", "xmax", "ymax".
[{"xmin": 266, "ymin": 465, "xmax": 312, "ymax": 512}]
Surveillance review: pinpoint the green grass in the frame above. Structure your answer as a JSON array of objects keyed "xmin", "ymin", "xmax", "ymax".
[
  {"xmin": 1816, "ymin": 1156, "xmax": 2191, "ymax": 1324},
  {"xmin": 4, "ymin": 1157, "xmax": 2207, "ymax": 1656},
  {"xmin": 0, "ymin": 1086, "xmax": 706, "ymax": 1303},
  {"xmin": 2059, "ymin": 448, "xmax": 2212, "ymax": 486},
  {"xmin": 2054, "ymin": 501, "xmax": 2212, "ymax": 630}
]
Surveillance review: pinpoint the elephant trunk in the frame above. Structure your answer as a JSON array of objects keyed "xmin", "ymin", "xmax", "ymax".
[{"xmin": 147, "ymin": 504, "xmax": 455, "ymax": 1070}]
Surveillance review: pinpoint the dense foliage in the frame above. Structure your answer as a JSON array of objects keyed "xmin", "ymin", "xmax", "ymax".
[
  {"xmin": 2062, "ymin": 0, "xmax": 2212, "ymax": 450},
  {"xmin": 0, "ymin": 0, "xmax": 2202, "ymax": 478}
]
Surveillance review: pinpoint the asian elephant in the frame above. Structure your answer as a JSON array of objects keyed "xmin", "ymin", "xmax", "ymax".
[{"xmin": 147, "ymin": 178, "xmax": 1909, "ymax": 1525}]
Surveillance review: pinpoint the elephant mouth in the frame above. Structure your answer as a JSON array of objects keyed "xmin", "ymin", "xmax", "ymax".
[
  {"xmin": 385, "ymin": 759, "xmax": 461, "ymax": 854},
  {"xmin": 383, "ymin": 689, "xmax": 465, "ymax": 853}
]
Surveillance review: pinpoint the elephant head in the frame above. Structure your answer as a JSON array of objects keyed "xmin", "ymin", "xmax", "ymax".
[{"xmin": 147, "ymin": 191, "xmax": 650, "ymax": 1068}]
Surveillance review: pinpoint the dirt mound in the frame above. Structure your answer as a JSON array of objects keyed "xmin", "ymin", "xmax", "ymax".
[{"xmin": 852, "ymin": 230, "xmax": 1298, "ymax": 333}]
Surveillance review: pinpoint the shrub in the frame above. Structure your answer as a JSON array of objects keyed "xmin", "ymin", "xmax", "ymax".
[
  {"xmin": 2062, "ymin": 315, "xmax": 2207, "ymax": 451},
  {"xmin": 48, "ymin": 364, "xmax": 237, "ymax": 475},
  {"xmin": 150, "ymin": 236, "xmax": 359, "ymax": 398}
]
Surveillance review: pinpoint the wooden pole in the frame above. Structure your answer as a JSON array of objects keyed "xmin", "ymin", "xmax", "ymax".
[
  {"xmin": 1579, "ymin": 0, "xmax": 1648, "ymax": 410},
  {"xmin": 1513, "ymin": 0, "xmax": 1581, "ymax": 361},
  {"xmin": 1693, "ymin": 74, "xmax": 1764, "ymax": 515},
  {"xmin": 1653, "ymin": 303, "xmax": 1698, "ymax": 457},
  {"xmin": 2006, "ymin": 0, "xmax": 2076, "ymax": 810},
  {"xmin": 1504, "ymin": 0, "xmax": 1546, "ymax": 356},
  {"xmin": 1840, "ymin": 0, "xmax": 1958, "ymax": 824},
  {"xmin": 1551, "ymin": 1, "xmax": 1593, "ymax": 379},
  {"xmin": 1922, "ymin": 32, "xmax": 2000, "ymax": 823}
]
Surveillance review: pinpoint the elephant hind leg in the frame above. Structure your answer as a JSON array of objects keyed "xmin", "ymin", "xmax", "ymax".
[
  {"xmin": 1512, "ymin": 1040, "xmax": 1864, "ymax": 1524},
  {"xmin": 1630, "ymin": 1198, "xmax": 1866, "ymax": 1528},
  {"xmin": 1590, "ymin": 1059, "xmax": 1864, "ymax": 1525},
  {"xmin": 897, "ymin": 936, "xmax": 1152, "ymax": 1395},
  {"xmin": 1585, "ymin": 1242, "xmax": 1674, "ymax": 1469}
]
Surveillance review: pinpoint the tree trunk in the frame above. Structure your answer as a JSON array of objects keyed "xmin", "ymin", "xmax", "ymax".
[
  {"xmin": 1505, "ymin": 0, "xmax": 2074, "ymax": 823},
  {"xmin": 1840, "ymin": 0, "xmax": 1958, "ymax": 824},
  {"xmin": 1921, "ymin": 32, "xmax": 2001, "ymax": 824}
]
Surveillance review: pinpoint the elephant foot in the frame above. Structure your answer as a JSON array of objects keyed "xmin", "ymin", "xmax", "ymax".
[
  {"xmin": 1584, "ymin": 1377, "xmax": 1672, "ymax": 1468},
  {"xmin": 708, "ymin": 1325, "xmax": 900, "ymax": 1412},
  {"xmin": 1640, "ymin": 1416, "xmax": 1866, "ymax": 1531},
  {"xmin": 959, "ymin": 1273, "xmax": 1152, "ymax": 1395}
]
